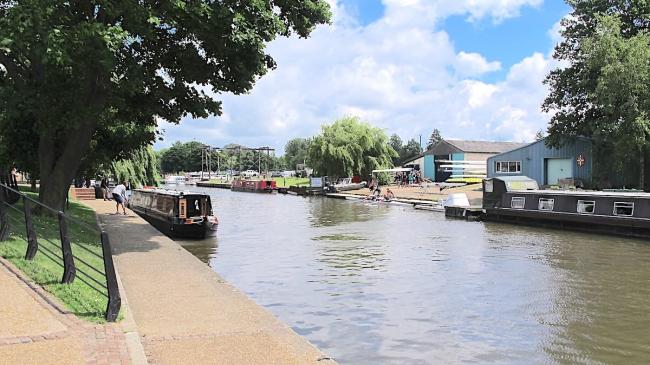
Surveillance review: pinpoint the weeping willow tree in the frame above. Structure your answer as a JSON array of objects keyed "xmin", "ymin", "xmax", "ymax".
[
  {"xmin": 111, "ymin": 146, "xmax": 159, "ymax": 188},
  {"xmin": 308, "ymin": 117, "xmax": 397, "ymax": 179}
]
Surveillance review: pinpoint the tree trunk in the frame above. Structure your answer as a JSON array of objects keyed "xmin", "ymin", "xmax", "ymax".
[
  {"xmin": 640, "ymin": 149, "xmax": 645, "ymax": 191},
  {"xmin": 37, "ymin": 121, "xmax": 97, "ymax": 212}
]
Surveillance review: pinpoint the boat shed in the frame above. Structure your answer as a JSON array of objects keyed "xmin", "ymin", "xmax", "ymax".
[
  {"xmin": 415, "ymin": 140, "xmax": 526, "ymax": 182},
  {"xmin": 487, "ymin": 137, "xmax": 593, "ymax": 187}
]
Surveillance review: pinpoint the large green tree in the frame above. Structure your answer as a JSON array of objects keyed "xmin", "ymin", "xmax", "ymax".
[
  {"xmin": 582, "ymin": 16, "xmax": 650, "ymax": 188},
  {"xmin": 284, "ymin": 138, "xmax": 310, "ymax": 170},
  {"xmin": 542, "ymin": 0, "xmax": 650, "ymax": 188},
  {"xmin": 0, "ymin": 0, "xmax": 330, "ymax": 210},
  {"xmin": 308, "ymin": 117, "xmax": 397, "ymax": 179}
]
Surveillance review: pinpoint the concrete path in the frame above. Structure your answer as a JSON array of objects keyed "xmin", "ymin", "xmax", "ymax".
[
  {"xmin": 0, "ymin": 257, "xmax": 130, "ymax": 365},
  {"xmin": 86, "ymin": 200, "xmax": 336, "ymax": 365}
]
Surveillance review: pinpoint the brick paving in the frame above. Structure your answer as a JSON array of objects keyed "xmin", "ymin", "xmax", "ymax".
[{"xmin": 0, "ymin": 257, "xmax": 132, "ymax": 365}]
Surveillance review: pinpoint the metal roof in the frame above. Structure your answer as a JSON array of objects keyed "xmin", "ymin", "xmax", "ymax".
[{"xmin": 444, "ymin": 140, "xmax": 527, "ymax": 153}]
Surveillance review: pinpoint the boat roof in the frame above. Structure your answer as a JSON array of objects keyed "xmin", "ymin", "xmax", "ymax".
[
  {"xmin": 134, "ymin": 188, "xmax": 208, "ymax": 197},
  {"xmin": 510, "ymin": 189, "xmax": 650, "ymax": 199}
]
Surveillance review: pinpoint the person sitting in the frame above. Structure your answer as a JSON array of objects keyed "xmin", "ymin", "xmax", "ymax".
[{"xmin": 384, "ymin": 188, "xmax": 395, "ymax": 201}]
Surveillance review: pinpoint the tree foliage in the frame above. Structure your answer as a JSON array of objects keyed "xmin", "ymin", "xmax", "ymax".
[
  {"xmin": 543, "ymin": 2, "xmax": 650, "ymax": 188},
  {"xmin": 427, "ymin": 129, "xmax": 442, "ymax": 150},
  {"xmin": 0, "ymin": 0, "xmax": 330, "ymax": 209},
  {"xmin": 284, "ymin": 138, "xmax": 311, "ymax": 170},
  {"xmin": 389, "ymin": 134, "xmax": 422, "ymax": 166},
  {"xmin": 308, "ymin": 117, "xmax": 397, "ymax": 179},
  {"xmin": 111, "ymin": 146, "xmax": 159, "ymax": 187}
]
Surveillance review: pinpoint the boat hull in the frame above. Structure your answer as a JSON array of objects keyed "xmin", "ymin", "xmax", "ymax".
[
  {"xmin": 134, "ymin": 210, "xmax": 217, "ymax": 239},
  {"xmin": 485, "ymin": 207, "xmax": 650, "ymax": 239}
]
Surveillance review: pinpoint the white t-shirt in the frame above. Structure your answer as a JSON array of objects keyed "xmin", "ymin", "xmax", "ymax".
[{"xmin": 112, "ymin": 184, "xmax": 126, "ymax": 197}]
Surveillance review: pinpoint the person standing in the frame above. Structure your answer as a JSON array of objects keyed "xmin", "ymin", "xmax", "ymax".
[
  {"xmin": 112, "ymin": 181, "xmax": 128, "ymax": 215},
  {"xmin": 100, "ymin": 177, "xmax": 109, "ymax": 201}
]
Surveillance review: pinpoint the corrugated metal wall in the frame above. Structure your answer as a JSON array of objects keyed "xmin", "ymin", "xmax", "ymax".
[
  {"xmin": 487, "ymin": 138, "xmax": 593, "ymax": 186},
  {"xmin": 424, "ymin": 155, "xmax": 435, "ymax": 180}
]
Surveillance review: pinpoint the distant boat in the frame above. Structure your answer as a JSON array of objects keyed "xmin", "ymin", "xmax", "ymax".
[
  {"xmin": 164, "ymin": 175, "xmax": 186, "ymax": 185},
  {"xmin": 231, "ymin": 178, "xmax": 276, "ymax": 193},
  {"xmin": 128, "ymin": 188, "xmax": 218, "ymax": 239},
  {"xmin": 329, "ymin": 177, "xmax": 366, "ymax": 192}
]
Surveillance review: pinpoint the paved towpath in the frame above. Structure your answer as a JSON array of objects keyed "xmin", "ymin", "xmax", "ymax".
[
  {"xmin": 0, "ymin": 256, "xmax": 130, "ymax": 365},
  {"xmin": 86, "ymin": 200, "xmax": 336, "ymax": 365}
]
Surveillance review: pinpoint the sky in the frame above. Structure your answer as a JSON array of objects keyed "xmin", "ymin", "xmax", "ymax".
[{"xmin": 155, "ymin": 0, "xmax": 571, "ymax": 154}]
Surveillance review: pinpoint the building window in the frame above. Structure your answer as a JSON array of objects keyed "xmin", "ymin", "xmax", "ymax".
[
  {"xmin": 495, "ymin": 161, "xmax": 521, "ymax": 174},
  {"xmin": 511, "ymin": 197, "xmax": 525, "ymax": 209},
  {"xmin": 613, "ymin": 202, "xmax": 634, "ymax": 217},
  {"xmin": 538, "ymin": 198, "xmax": 554, "ymax": 211},
  {"xmin": 577, "ymin": 200, "xmax": 595, "ymax": 214}
]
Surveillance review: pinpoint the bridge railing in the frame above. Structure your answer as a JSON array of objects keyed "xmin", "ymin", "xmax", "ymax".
[{"xmin": 0, "ymin": 183, "xmax": 120, "ymax": 322}]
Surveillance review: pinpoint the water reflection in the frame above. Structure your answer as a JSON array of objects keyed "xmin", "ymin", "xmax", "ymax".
[
  {"xmin": 173, "ymin": 187, "xmax": 650, "ymax": 365},
  {"xmin": 176, "ymin": 237, "xmax": 219, "ymax": 263},
  {"xmin": 308, "ymin": 197, "xmax": 389, "ymax": 227}
]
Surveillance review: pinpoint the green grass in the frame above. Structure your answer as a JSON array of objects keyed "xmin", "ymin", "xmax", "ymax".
[
  {"xmin": 272, "ymin": 177, "xmax": 310, "ymax": 187},
  {"xmin": 0, "ymin": 192, "xmax": 117, "ymax": 323}
]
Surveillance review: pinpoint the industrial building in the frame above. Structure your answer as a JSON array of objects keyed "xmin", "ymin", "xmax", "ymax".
[
  {"xmin": 487, "ymin": 137, "xmax": 593, "ymax": 187},
  {"xmin": 403, "ymin": 139, "xmax": 526, "ymax": 182}
]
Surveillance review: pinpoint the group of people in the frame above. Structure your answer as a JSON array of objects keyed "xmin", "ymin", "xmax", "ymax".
[
  {"xmin": 394, "ymin": 170, "xmax": 422, "ymax": 186},
  {"xmin": 366, "ymin": 177, "xmax": 395, "ymax": 202},
  {"xmin": 98, "ymin": 177, "xmax": 130, "ymax": 215}
]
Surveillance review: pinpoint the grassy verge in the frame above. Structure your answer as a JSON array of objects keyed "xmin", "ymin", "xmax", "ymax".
[
  {"xmin": 0, "ymin": 192, "xmax": 116, "ymax": 322},
  {"xmin": 272, "ymin": 177, "xmax": 310, "ymax": 187}
]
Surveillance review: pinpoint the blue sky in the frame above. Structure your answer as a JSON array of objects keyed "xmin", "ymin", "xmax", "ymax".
[{"xmin": 156, "ymin": 0, "xmax": 571, "ymax": 153}]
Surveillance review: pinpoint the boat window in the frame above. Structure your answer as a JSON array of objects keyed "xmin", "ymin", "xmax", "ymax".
[
  {"xmin": 186, "ymin": 198, "xmax": 203, "ymax": 217},
  {"xmin": 538, "ymin": 198, "xmax": 554, "ymax": 211},
  {"xmin": 511, "ymin": 197, "xmax": 525, "ymax": 209},
  {"xmin": 613, "ymin": 202, "xmax": 634, "ymax": 217},
  {"xmin": 577, "ymin": 200, "xmax": 595, "ymax": 214}
]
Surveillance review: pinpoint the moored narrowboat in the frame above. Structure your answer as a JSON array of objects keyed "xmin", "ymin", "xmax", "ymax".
[
  {"xmin": 128, "ymin": 189, "xmax": 218, "ymax": 239},
  {"xmin": 231, "ymin": 179, "xmax": 276, "ymax": 193},
  {"xmin": 483, "ymin": 176, "xmax": 650, "ymax": 238}
]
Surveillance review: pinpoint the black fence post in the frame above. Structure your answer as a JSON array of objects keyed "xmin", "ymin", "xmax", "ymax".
[
  {"xmin": 23, "ymin": 198, "xmax": 39, "ymax": 260},
  {"xmin": 0, "ymin": 185, "xmax": 8, "ymax": 241},
  {"xmin": 100, "ymin": 232, "xmax": 121, "ymax": 322},
  {"xmin": 58, "ymin": 212, "xmax": 76, "ymax": 284}
]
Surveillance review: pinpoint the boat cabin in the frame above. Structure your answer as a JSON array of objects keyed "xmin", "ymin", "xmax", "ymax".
[
  {"xmin": 483, "ymin": 176, "xmax": 650, "ymax": 238},
  {"xmin": 129, "ymin": 189, "xmax": 217, "ymax": 239}
]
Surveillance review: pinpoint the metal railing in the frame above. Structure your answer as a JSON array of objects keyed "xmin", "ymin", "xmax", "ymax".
[{"xmin": 0, "ymin": 183, "xmax": 121, "ymax": 321}]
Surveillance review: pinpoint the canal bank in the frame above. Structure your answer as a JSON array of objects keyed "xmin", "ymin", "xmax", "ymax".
[{"xmin": 85, "ymin": 200, "xmax": 336, "ymax": 365}]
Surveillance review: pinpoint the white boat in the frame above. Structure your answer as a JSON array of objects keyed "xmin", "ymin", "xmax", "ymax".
[
  {"xmin": 330, "ymin": 177, "xmax": 366, "ymax": 192},
  {"xmin": 164, "ymin": 175, "xmax": 186, "ymax": 185}
]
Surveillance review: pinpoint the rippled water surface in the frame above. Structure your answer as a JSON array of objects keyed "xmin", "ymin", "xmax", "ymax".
[{"xmin": 174, "ymin": 187, "xmax": 650, "ymax": 364}]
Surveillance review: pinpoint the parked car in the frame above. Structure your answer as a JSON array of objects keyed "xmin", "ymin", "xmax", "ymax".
[
  {"xmin": 270, "ymin": 171, "xmax": 283, "ymax": 177},
  {"xmin": 242, "ymin": 170, "xmax": 259, "ymax": 177}
]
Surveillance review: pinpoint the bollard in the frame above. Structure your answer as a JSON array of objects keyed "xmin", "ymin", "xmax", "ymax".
[
  {"xmin": 100, "ymin": 232, "xmax": 121, "ymax": 321},
  {"xmin": 58, "ymin": 212, "xmax": 76, "ymax": 284},
  {"xmin": 23, "ymin": 198, "xmax": 39, "ymax": 260}
]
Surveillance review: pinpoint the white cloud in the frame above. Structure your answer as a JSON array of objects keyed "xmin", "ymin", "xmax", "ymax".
[
  {"xmin": 455, "ymin": 52, "xmax": 501, "ymax": 77},
  {"xmin": 156, "ymin": 0, "xmax": 558, "ymax": 152}
]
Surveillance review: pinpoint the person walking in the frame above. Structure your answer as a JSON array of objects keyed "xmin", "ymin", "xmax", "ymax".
[
  {"xmin": 100, "ymin": 177, "xmax": 109, "ymax": 201},
  {"xmin": 112, "ymin": 180, "xmax": 128, "ymax": 215}
]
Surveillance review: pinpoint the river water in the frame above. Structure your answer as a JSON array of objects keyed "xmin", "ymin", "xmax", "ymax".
[{"xmin": 174, "ymin": 187, "xmax": 650, "ymax": 364}]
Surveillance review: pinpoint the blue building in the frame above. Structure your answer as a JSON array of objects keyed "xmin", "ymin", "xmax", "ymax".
[{"xmin": 487, "ymin": 137, "xmax": 593, "ymax": 187}]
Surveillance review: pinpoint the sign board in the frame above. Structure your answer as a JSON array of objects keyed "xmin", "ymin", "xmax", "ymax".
[
  {"xmin": 310, "ymin": 177, "xmax": 323, "ymax": 188},
  {"xmin": 577, "ymin": 154, "xmax": 586, "ymax": 167}
]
